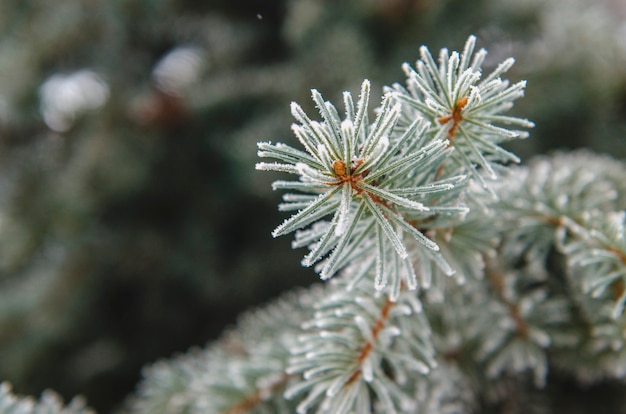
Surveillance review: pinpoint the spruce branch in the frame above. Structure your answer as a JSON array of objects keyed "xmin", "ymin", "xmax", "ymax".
[
  {"xmin": 285, "ymin": 278, "xmax": 436, "ymax": 414},
  {"xmin": 479, "ymin": 150, "xmax": 626, "ymax": 384},
  {"xmin": 135, "ymin": 34, "xmax": 626, "ymax": 414},
  {"xmin": 257, "ymin": 79, "xmax": 469, "ymax": 293},
  {"xmin": 491, "ymin": 152, "xmax": 626, "ymax": 319},
  {"xmin": 4, "ymin": 0, "xmax": 626, "ymax": 411},
  {"xmin": 477, "ymin": 256, "xmax": 555, "ymax": 387},
  {"xmin": 391, "ymin": 35, "xmax": 533, "ymax": 187}
]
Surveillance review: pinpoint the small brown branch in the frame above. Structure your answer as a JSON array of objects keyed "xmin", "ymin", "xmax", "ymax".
[
  {"xmin": 438, "ymin": 96, "xmax": 469, "ymax": 140},
  {"xmin": 432, "ymin": 96, "xmax": 469, "ymax": 180},
  {"xmin": 330, "ymin": 159, "xmax": 389, "ymax": 207},
  {"xmin": 224, "ymin": 373, "xmax": 293, "ymax": 414},
  {"xmin": 483, "ymin": 254, "xmax": 530, "ymax": 339},
  {"xmin": 608, "ymin": 247, "xmax": 626, "ymax": 268},
  {"xmin": 434, "ymin": 163, "xmax": 446, "ymax": 181},
  {"xmin": 611, "ymin": 278, "xmax": 625, "ymax": 301},
  {"xmin": 346, "ymin": 296, "xmax": 397, "ymax": 386},
  {"xmin": 443, "ymin": 348, "xmax": 464, "ymax": 363}
]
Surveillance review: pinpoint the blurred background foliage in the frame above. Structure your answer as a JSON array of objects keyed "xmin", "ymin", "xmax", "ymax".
[{"xmin": 0, "ymin": 0, "xmax": 625, "ymax": 412}]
